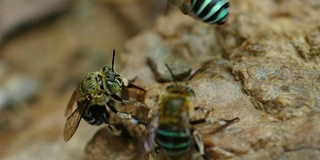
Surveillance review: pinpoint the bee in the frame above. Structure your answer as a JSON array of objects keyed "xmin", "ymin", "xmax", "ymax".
[
  {"xmin": 144, "ymin": 64, "xmax": 239, "ymax": 159},
  {"xmin": 168, "ymin": 0, "xmax": 230, "ymax": 24},
  {"xmin": 63, "ymin": 49, "xmax": 147, "ymax": 141}
]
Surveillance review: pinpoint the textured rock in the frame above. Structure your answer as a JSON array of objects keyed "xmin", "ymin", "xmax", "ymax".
[
  {"xmin": 1, "ymin": 0, "xmax": 319, "ymax": 160},
  {"xmin": 85, "ymin": 0, "xmax": 320, "ymax": 160},
  {"xmin": 147, "ymin": 45, "xmax": 192, "ymax": 82},
  {"xmin": 232, "ymin": 57, "xmax": 320, "ymax": 119},
  {"xmin": 85, "ymin": 127, "xmax": 149, "ymax": 160}
]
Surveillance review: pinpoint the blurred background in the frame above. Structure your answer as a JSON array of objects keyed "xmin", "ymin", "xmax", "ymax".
[
  {"xmin": 2, "ymin": 0, "xmax": 320, "ymax": 160},
  {"xmin": 0, "ymin": 0, "xmax": 165, "ymax": 159}
]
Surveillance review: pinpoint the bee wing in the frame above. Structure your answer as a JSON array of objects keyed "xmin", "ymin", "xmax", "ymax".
[
  {"xmin": 63, "ymin": 99, "xmax": 90, "ymax": 141},
  {"xmin": 65, "ymin": 89, "xmax": 78, "ymax": 117},
  {"xmin": 143, "ymin": 116, "xmax": 159, "ymax": 153}
]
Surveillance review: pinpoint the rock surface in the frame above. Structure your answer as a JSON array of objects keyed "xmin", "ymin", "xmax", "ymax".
[
  {"xmin": 0, "ymin": 0, "xmax": 320, "ymax": 160},
  {"xmin": 85, "ymin": 127, "xmax": 149, "ymax": 160},
  {"xmin": 86, "ymin": 0, "xmax": 320, "ymax": 160},
  {"xmin": 147, "ymin": 45, "xmax": 192, "ymax": 82}
]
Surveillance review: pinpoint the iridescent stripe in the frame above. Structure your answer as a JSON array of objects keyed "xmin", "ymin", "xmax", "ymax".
[
  {"xmin": 194, "ymin": 0, "xmax": 212, "ymax": 16},
  {"xmin": 156, "ymin": 129, "xmax": 188, "ymax": 137},
  {"xmin": 202, "ymin": 0, "xmax": 228, "ymax": 20},
  {"xmin": 157, "ymin": 139, "xmax": 191, "ymax": 149},
  {"xmin": 208, "ymin": 7, "xmax": 229, "ymax": 23}
]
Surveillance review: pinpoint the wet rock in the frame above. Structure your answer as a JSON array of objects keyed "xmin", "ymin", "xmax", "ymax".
[
  {"xmin": 0, "ymin": 0, "xmax": 72, "ymax": 46},
  {"xmin": 147, "ymin": 45, "xmax": 192, "ymax": 82}
]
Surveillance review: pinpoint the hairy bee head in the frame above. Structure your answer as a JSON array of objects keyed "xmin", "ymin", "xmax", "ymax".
[
  {"xmin": 163, "ymin": 63, "xmax": 195, "ymax": 101},
  {"xmin": 100, "ymin": 67, "xmax": 128, "ymax": 94},
  {"xmin": 165, "ymin": 84, "xmax": 195, "ymax": 99},
  {"xmin": 158, "ymin": 84, "xmax": 195, "ymax": 124},
  {"xmin": 159, "ymin": 63, "xmax": 196, "ymax": 122}
]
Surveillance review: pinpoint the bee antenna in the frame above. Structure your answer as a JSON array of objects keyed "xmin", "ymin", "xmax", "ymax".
[
  {"xmin": 165, "ymin": 63, "xmax": 178, "ymax": 84},
  {"xmin": 112, "ymin": 49, "xmax": 116, "ymax": 72}
]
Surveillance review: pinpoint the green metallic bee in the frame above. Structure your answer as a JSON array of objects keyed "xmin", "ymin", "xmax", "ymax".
[
  {"xmin": 144, "ymin": 64, "xmax": 239, "ymax": 159},
  {"xmin": 168, "ymin": 0, "xmax": 230, "ymax": 24},
  {"xmin": 63, "ymin": 50, "xmax": 146, "ymax": 141}
]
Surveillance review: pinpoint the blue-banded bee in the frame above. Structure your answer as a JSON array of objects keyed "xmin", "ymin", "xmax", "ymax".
[
  {"xmin": 168, "ymin": 0, "xmax": 230, "ymax": 24},
  {"xmin": 144, "ymin": 64, "xmax": 239, "ymax": 159},
  {"xmin": 63, "ymin": 50, "xmax": 147, "ymax": 141}
]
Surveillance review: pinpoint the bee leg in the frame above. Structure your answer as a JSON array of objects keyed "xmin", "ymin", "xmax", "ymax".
[
  {"xmin": 111, "ymin": 94, "xmax": 146, "ymax": 107},
  {"xmin": 192, "ymin": 130, "xmax": 209, "ymax": 160},
  {"xmin": 106, "ymin": 124, "xmax": 123, "ymax": 136},
  {"xmin": 101, "ymin": 107, "xmax": 120, "ymax": 133},
  {"xmin": 101, "ymin": 106, "xmax": 111, "ymax": 124},
  {"xmin": 127, "ymin": 82, "xmax": 146, "ymax": 92},
  {"xmin": 154, "ymin": 146, "xmax": 160, "ymax": 154},
  {"xmin": 194, "ymin": 106, "xmax": 202, "ymax": 110},
  {"xmin": 191, "ymin": 116, "xmax": 239, "ymax": 125},
  {"xmin": 112, "ymin": 123, "xmax": 133, "ymax": 139},
  {"xmin": 191, "ymin": 117, "xmax": 240, "ymax": 135},
  {"xmin": 189, "ymin": 110, "xmax": 218, "ymax": 124},
  {"xmin": 108, "ymin": 104, "xmax": 147, "ymax": 127},
  {"xmin": 128, "ymin": 76, "xmax": 138, "ymax": 83},
  {"xmin": 190, "ymin": 118, "xmax": 206, "ymax": 125},
  {"xmin": 205, "ymin": 117, "xmax": 240, "ymax": 133}
]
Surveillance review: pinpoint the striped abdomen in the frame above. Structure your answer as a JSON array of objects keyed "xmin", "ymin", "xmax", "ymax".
[
  {"xmin": 82, "ymin": 104, "xmax": 109, "ymax": 125},
  {"xmin": 191, "ymin": 0, "xmax": 230, "ymax": 24},
  {"xmin": 155, "ymin": 125, "xmax": 192, "ymax": 156}
]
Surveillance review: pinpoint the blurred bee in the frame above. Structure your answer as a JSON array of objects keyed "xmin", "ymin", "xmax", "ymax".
[
  {"xmin": 63, "ymin": 49, "xmax": 147, "ymax": 141},
  {"xmin": 144, "ymin": 64, "xmax": 239, "ymax": 159},
  {"xmin": 168, "ymin": 0, "xmax": 230, "ymax": 24}
]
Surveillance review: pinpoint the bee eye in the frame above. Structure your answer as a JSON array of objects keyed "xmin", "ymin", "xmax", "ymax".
[
  {"xmin": 107, "ymin": 81, "xmax": 121, "ymax": 94},
  {"xmin": 115, "ymin": 76, "xmax": 123, "ymax": 85}
]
